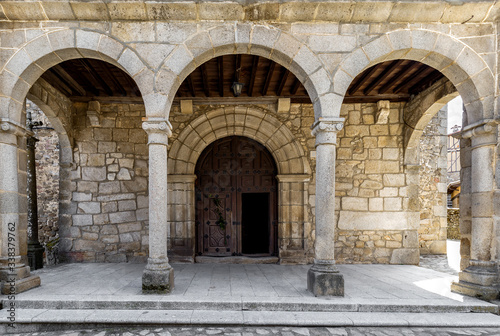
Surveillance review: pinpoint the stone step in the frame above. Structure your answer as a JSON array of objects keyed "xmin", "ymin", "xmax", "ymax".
[
  {"xmin": 5, "ymin": 297, "xmax": 499, "ymax": 314},
  {"xmin": 1, "ymin": 309, "xmax": 500, "ymax": 334}
]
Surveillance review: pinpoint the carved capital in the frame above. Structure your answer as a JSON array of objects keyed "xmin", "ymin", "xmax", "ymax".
[
  {"xmin": 461, "ymin": 119, "xmax": 498, "ymax": 149},
  {"xmin": 311, "ymin": 118, "xmax": 345, "ymax": 146},
  {"xmin": 142, "ymin": 118, "xmax": 172, "ymax": 146},
  {"xmin": 0, "ymin": 118, "xmax": 27, "ymax": 137}
]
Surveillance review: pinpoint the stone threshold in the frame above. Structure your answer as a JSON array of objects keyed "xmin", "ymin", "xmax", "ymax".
[
  {"xmin": 195, "ymin": 256, "xmax": 279, "ymax": 264},
  {"xmin": 2, "ymin": 310, "xmax": 500, "ymax": 334}
]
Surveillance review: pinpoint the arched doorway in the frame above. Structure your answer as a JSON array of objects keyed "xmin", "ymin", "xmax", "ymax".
[{"xmin": 195, "ymin": 136, "xmax": 278, "ymax": 257}]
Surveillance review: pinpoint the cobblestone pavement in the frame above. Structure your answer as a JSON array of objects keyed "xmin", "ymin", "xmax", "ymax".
[
  {"xmin": 419, "ymin": 254, "xmax": 458, "ymax": 276},
  {"xmin": 7, "ymin": 326, "xmax": 500, "ymax": 336}
]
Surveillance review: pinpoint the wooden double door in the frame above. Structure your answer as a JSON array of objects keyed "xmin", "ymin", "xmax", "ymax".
[{"xmin": 195, "ymin": 136, "xmax": 277, "ymax": 257}]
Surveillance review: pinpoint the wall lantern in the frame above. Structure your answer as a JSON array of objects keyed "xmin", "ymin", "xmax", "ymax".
[{"xmin": 231, "ymin": 81, "xmax": 244, "ymax": 97}]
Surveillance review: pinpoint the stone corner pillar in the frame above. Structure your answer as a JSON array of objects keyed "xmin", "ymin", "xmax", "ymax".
[
  {"xmin": 308, "ymin": 117, "xmax": 345, "ymax": 297},
  {"xmin": 141, "ymin": 118, "xmax": 174, "ymax": 294},
  {"xmin": 451, "ymin": 120, "xmax": 499, "ymax": 301},
  {"xmin": 0, "ymin": 119, "xmax": 41, "ymax": 294}
]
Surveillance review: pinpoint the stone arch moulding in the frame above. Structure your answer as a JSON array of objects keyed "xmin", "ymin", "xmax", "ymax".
[
  {"xmin": 167, "ymin": 106, "xmax": 312, "ymax": 264},
  {"xmin": 333, "ymin": 29, "xmax": 494, "ymax": 125},
  {"xmin": 168, "ymin": 106, "xmax": 310, "ymax": 176},
  {"xmin": 158, "ymin": 23, "xmax": 333, "ymax": 120},
  {"xmin": 26, "ymin": 81, "xmax": 74, "ymax": 165},
  {"xmin": 403, "ymin": 78, "xmax": 459, "ymax": 166},
  {"xmin": 0, "ymin": 28, "xmax": 160, "ymax": 124}
]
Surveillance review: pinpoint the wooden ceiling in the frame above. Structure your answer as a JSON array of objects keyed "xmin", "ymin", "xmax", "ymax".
[
  {"xmin": 40, "ymin": 57, "xmax": 445, "ymax": 105},
  {"xmin": 345, "ymin": 59, "xmax": 445, "ymax": 104},
  {"xmin": 175, "ymin": 54, "xmax": 310, "ymax": 103}
]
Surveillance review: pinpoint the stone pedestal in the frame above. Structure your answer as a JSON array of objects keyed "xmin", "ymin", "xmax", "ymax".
[
  {"xmin": 141, "ymin": 119, "xmax": 174, "ymax": 293},
  {"xmin": 308, "ymin": 118, "xmax": 345, "ymax": 297},
  {"xmin": 142, "ymin": 257, "xmax": 174, "ymax": 294},
  {"xmin": 452, "ymin": 260, "xmax": 499, "ymax": 300},
  {"xmin": 307, "ymin": 260, "xmax": 344, "ymax": 296}
]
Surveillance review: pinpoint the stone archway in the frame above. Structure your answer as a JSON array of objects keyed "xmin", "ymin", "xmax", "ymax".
[
  {"xmin": 0, "ymin": 29, "xmax": 158, "ymax": 124},
  {"xmin": 333, "ymin": 29, "xmax": 494, "ymax": 125},
  {"xmin": 167, "ymin": 106, "xmax": 312, "ymax": 264},
  {"xmin": 156, "ymin": 24, "xmax": 334, "ymax": 120}
]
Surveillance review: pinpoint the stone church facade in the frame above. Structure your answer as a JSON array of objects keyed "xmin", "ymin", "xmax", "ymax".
[{"xmin": 0, "ymin": 1, "xmax": 499, "ymax": 298}]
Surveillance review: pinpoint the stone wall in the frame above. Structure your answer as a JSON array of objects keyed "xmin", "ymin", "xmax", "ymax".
[
  {"xmin": 27, "ymin": 101, "xmax": 60, "ymax": 244},
  {"xmin": 60, "ymin": 102, "xmax": 149, "ymax": 263},
  {"xmin": 334, "ymin": 102, "xmax": 419, "ymax": 265},
  {"xmin": 418, "ymin": 108, "xmax": 448, "ymax": 254},
  {"xmin": 447, "ymin": 208, "xmax": 460, "ymax": 240},
  {"xmin": 34, "ymin": 98, "xmax": 447, "ymax": 265}
]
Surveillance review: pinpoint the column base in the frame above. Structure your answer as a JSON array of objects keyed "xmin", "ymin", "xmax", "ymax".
[
  {"xmin": 28, "ymin": 243, "xmax": 45, "ymax": 270},
  {"xmin": 451, "ymin": 260, "xmax": 499, "ymax": 301},
  {"xmin": 1, "ymin": 274, "xmax": 41, "ymax": 295},
  {"xmin": 142, "ymin": 259, "xmax": 174, "ymax": 294},
  {"xmin": 307, "ymin": 262, "xmax": 344, "ymax": 297}
]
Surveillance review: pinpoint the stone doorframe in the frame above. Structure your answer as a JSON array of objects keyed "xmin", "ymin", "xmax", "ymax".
[{"xmin": 167, "ymin": 106, "xmax": 312, "ymax": 264}]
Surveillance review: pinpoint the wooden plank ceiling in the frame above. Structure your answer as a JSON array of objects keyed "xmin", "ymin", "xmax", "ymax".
[{"xmin": 40, "ymin": 57, "xmax": 445, "ymax": 104}]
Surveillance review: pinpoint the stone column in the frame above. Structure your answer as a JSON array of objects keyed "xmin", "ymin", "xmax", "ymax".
[
  {"xmin": 308, "ymin": 117, "xmax": 345, "ymax": 296},
  {"xmin": 141, "ymin": 119, "xmax": 174, "ymax": 293},
  {"xmin": 0, "ymin": 119, "xmax": 40, "ymax": 294},
  {"xmin": 452, "ymin": 120, "xmax": 499, "ymax": 300},
  {"xmin": 26, "ymin": 112, "xmax": 44, "ymax": 270}
]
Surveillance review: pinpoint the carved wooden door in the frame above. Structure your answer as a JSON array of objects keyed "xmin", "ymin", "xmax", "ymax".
[{"xmin": 195, "ymin": 136, "xmax": 277, "ymax": 257}]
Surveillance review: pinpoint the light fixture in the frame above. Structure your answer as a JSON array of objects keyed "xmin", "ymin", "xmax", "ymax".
[{"xmin": 231, "ymin": 81, "xmax": 244, "ymax": 97}]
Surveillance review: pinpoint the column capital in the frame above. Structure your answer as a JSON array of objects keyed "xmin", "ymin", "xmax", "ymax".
[
  {"xmin": 142, "ymin": 118, "xmax": 172, "ymax": 146},
  {"xmin": 0, "ymin": 118, "xmax": 27, "ymax": 137},
  {"xmin": 460, "ymin": 119, "xmax": 498, "ymax": 148},
  {"xmin": 461, "ymin": 119, "xmax": 497, "ymax": 138},
  {"xmin": 311, "ymin": 117, "xmax": 345, "ymax": 146}
]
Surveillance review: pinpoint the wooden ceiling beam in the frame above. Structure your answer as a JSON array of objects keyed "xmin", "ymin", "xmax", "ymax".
[
  {"xmin": 217, "ymin": 56, "xmax": 224, "ymax": 97},
  {"xmin": 247, "ymin": 56, "xmax": 259, "ymax": 97},
  {"xmin": 262, "ymin": 62, "xmax": 276, "ymax": 96},
  {"xmin": 363, "ymin": 60, "xmax": 404, "ymax": 95},
  {"xmin": 234, "ymin": 54, "xmax": 242, "ymax": 82},
  {"xmin": 200, "ymin": 63, "xmax": 210, "ymax": 97},
  {"xmin": 276, "ymin": 68, "xmax": 290, "ymax": 96},
  {"xmin": 187, "ymin": 75, "xmax": 196, "ymax": 96},
  {"xmin": 393, "ymin": 65, "xmax": 433, "ymax": 94},
  {"xmin": 378, "ymin": 62, "xmax": 416, "ymax": 94},
  {"xmin": 44, "ymin": 70, "xmax": 73, "ymax": 96},
  {"xmin": 100, "ymin": 65, "xmax": 128, "ymax": 97},
  {"xmin": 52, "ymin": 65, "xmax": 86, "ymax": 96},
  {"xmin": 79, "ymin": 59, "xmax": 114, "ymax": 96},
  {"xmin": 348, "ymin": 64, "xmax": 379, "ymax": 95},
  {"xmin": 408, "ymin": 70, "xmax": 444, "ymax": 94},
  {"xmin": 290, "ymin": 78, "xmax": 301, "ymax": 95}
]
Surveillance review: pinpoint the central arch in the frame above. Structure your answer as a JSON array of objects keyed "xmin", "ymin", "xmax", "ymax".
[{"xmin": 167, "ymin": 106, "xmax": 311, "ymax": 263}]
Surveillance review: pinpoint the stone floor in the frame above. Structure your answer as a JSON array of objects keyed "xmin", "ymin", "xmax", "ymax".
[{"xmin": 3, "ymin": 241, "xmax": 500, "ymax": 335}]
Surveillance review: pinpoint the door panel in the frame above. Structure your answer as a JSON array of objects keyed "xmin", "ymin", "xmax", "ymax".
[{"xmin": 195, "ymin": 136, "xmax": 277, "ymax": 257}]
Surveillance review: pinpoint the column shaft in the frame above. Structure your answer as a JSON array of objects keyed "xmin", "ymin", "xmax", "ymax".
[
  {"xmin": 141, "ymin": 119, "xmax": 174, "ymax": 294},
  {"xmin": 0, "ymin": 120, "xmax": 40, "ymax": 294},
  {"xmin": 451, "ymin": 121, "xmax": 498, "ymax": 300}
]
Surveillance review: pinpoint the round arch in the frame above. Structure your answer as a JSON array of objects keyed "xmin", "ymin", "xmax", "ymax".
[
  {"xmin": 168, "ymin": 106, "xmax": 311, "ymax": 176},
  {"xmin": 156, "ymin": 23, "xmax": 332, "ymax": 120},
  {"xmin": 334, "ymin": 29, "xmax": 494, "ymax": 124},
  {"xmin": 0, "ymin": 28, "xmax": 157, "ymax": 124}
]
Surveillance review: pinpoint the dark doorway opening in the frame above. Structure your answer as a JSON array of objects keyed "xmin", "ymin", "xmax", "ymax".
[{"xmin": 241, "ymin": 193, "xmax": 270, "ymax": 255}]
